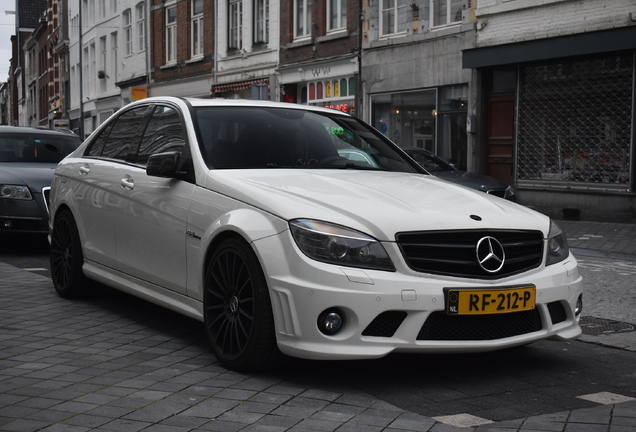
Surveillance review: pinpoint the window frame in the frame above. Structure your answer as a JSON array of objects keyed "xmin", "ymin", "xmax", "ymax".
[
  {"xmin": 294, "ymin": 0, "xmax": 311, "ymax": 40},
  {"xmin": 136, "ymin": 2, "xmax": 146, "ymax": 53},
  {"xmin": 253, "ymin": 0, "xmax": 269, "ymax": 44},
  {"xmin": 191, "ymin": 0, "xmax": 204, "ymax": 58},
  {"xmin": 228, "ymin": 0, "xmax": 243, "ymax": 50},
  {"xmin": 166, "ymin": 5, "xmax": 178, "ymax": 64},
  {"xmin": 327, "ymin": 0, "xmax": 346, "ymax": 33},
  {"xmin": 429, "ymin": 0, "xmax": 463, "ymax": 28},
  {"xmin": 379, "ymin": 0, "xmax": 408, "ymax": 37},
  {"xmin": 123, "ymin": 9, "xmax": 133, "ymax": 56}
]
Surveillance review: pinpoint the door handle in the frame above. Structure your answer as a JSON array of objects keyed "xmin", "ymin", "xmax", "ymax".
[
  {"xmin": 120, "ymin": 177, "xmax": 134, "ymax": 190},
  {"xmin": 79, "ymin": 165, "xmax": 90, "ymax": 175}
]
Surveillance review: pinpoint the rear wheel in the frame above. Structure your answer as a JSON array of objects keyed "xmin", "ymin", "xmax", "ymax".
[
  {"xmin": 50, "ymin": 210, "xmax": 89, "ymax": 298},
  {"xmin": 204, "ymin": 237, "xmax": 282, "ymax": 371}
]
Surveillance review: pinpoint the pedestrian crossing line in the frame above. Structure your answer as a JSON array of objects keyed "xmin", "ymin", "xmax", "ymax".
[
  {"xmin": 432, "ymin": 413, "xmax": 494, "ymax": 427},
  {"xmin": 577, "ymin": 392, "xmax": 636, "ymax": 405}
]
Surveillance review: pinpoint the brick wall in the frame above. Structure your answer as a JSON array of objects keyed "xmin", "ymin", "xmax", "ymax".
[{"xmin": 475, "ymin": 0, "xmax": 635, "ymax": 46}]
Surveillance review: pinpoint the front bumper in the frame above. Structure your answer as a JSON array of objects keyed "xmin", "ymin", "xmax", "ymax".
[
  {"xmin": 0, "ymin": 191, "xmax": 49, "ymax": 233},
  {"xmin": 254, "ymin": 232, "xmax": 583, "ymax": 360}
]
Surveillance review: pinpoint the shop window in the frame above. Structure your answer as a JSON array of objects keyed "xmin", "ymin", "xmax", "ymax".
[{"xmin": 371, "ymin": 89, "xmax": 437, "ymax": 153}]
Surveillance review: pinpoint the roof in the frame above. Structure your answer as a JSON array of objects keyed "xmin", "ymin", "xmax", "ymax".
[{"xmin": 17, "ymin": 0, "xmax": 46, "ymax": 29}]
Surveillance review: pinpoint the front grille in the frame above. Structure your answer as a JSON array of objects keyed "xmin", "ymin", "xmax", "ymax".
[
  {"xmin": 42, "ymin": 187, "xmax": 51, "ymax": 214},
  {"xmin": 362, "ymin": 311, "xmax": 407, "ymax": 337},
  {"xmin": 417, "ymin": 309, "xmax": 543, "ymax": 341},
  {"xmin": 396, "ymin": 229, "xmax": 544, "ymax": 279}
]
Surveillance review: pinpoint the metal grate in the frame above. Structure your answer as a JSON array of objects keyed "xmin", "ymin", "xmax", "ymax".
[
  {"xmin": 579, "ymin": 316, "xmax": 635, "ymax": 336},
  {"xmin": 362, "ymin": 311, "xmax": 407, "ymax": 337},
  {"xmin": 517, "ymin": 52, "xmax": 633, "ymax": 189},
  {"xmin": 417, "ymin": 309, "xmax": 543, "ymax": 341}
]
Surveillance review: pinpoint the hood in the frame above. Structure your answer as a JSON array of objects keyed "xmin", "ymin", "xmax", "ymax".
[
  {"xmin": 207, "ymin": 169, "xmax": 548, "ymax": 241},
  {"xmin": 0, "ymin": 163, "xmax": 58, "ymax": 192},
  {"xmin": 433, "ymin": 170, "xmax": 509, "ymax": 191}
]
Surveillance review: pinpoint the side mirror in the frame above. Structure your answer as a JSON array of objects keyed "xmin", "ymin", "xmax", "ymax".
[{"xmin": 146, "ymin": 151, "xmax": 181, "ymax": 178}]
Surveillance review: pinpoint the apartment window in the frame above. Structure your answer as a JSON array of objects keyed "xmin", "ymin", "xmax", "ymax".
[
  {"xmin": 110, "ymin": 32, "xmax": 118, "ymax": 80},
  {"xmin": 327, "ymin": 0, "xmax": 346, "ymax": 32},
  {"xmin": 254, "ymin": 0, "xmax": 269, "ymax": 44},
  {"xmin": 99, "ymin": 36, "xmax": 107, "ymax": 88},
  {"xmin": 112, "ymin": 0, "xmax": 117, "ymax": 13},
  {"xmin": 98, "ymin": 0, "xmax": 106, "ymax": 19},
  {"xmin": 294, "ymin": 0, "xmax": 311, "ymax": 39},
  {"xmin": 380, "ymin": 0, "xmax": 408, "ymax": 36},
  {"xmin": 192, "ymin": 0, "xmax": 204, "ymax": 57},
  {"xmin": 430, "ymin": 0, "xmax": 463, "ymax": 27},
  {"xmin": 166, "ymin": 6, "xmax": 178, "ymax": 63},
  {"xmin": 136, "ymin": 3, "xmax": 145, "ymax": 52},
  {"xmin": 123, "ymin": 9, "xmax": 133, "ymax": 55},
  {"xmin": 229, "ymin": 0, "xmax": 243, "ymax": 50}
]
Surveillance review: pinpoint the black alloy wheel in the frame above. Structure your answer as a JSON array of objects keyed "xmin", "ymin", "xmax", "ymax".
[
  {"xmin": 50, "ymin": 210, "xmax": 88, "ymax": 298},
  {"xmin": 204, "ymin": 237, "xmax": 282, "ymax": 371}
]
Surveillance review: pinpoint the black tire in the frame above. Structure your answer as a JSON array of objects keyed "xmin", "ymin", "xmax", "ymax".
[
  {"xmin": 204, "ymin": 237, "xmax": 283, "ymax": 371},
  {"xmin": 50, "ymin": 210, "xmax": 89, "ymax": 298}
]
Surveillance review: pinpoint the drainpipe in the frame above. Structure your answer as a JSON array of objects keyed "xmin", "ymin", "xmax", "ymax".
[{"xmin": 78, "ymin": 0, "xmax": 84, "ymax": 137}]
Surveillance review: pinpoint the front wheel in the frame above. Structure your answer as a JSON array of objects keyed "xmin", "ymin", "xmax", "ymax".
[
  {"xmin": 50, "ymin": 210, "xmax": 89, "ymax": 298},
  {"xmin": 204, "ymin": 237, "xmax": 282, "ymax": 371}
]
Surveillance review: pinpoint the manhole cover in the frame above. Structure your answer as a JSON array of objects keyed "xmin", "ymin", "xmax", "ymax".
[{"xmin": 580, "ymin": 316, "xmax": 635, "ymax": 336}]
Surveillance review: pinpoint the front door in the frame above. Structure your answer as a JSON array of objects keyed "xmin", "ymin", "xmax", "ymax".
[{"xmin": 485, "ymin": 95, "xmax": 515, "ymax": 185}]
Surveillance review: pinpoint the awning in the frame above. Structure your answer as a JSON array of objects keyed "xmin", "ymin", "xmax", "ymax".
[
  {"xmin": 462, "ymin": 26, "xmax": 636, "ymax": 69},
  {"xmin": 211, "ymin": 79, "xmax": 269, "ymax": 93}
]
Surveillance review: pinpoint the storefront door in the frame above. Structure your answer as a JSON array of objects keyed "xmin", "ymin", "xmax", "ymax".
[{"xmin": 486, "ymin": 94, "xmax": 515, "ymax": 185}]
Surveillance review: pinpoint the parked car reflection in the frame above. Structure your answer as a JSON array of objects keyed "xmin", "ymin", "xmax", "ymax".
[{"xmin": 402, "ymin": 147, "xmax": 516, "ymax": 201}]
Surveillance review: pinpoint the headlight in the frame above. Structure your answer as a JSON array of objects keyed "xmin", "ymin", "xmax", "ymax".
[
  {"xmin": 289, "ymin": 219, "xmax": 395, "ymax": 271},
  {"xmin": 545, "ymin": 220, "xmax": 570, "ymax": 266},
  {"xmin": 0, "ymin": 184, "xmax": 33, "ymax": 200}
]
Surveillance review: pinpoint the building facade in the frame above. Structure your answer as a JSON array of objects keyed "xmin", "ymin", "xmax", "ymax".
[
  {"xmin": 360, "ymin": 0, "xmax": 474, "ymax": 170},
  {"xmin": 3, "ymin": 0, "xmax": 636, "ymax": 221},
  {"xmin": 463, "ymin": 0, "xmax": 636, "ymax": 222}
]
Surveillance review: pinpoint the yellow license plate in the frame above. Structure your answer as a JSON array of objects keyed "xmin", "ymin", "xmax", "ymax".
[{"xmin": 446, "ymin": 286, "xmax": 536, "ymax": 315}]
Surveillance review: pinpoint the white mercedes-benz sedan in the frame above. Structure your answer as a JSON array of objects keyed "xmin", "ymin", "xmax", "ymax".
[{"xmin": 49, "ymin": 97, "xmax": 583, "ymax": 371}]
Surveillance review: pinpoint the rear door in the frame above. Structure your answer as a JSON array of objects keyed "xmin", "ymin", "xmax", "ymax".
[{"xmin": 71, "ymin": 106, "xmax": 151, "ymax": 269}]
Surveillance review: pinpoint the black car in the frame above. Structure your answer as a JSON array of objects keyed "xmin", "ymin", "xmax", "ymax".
[
  {"xmin": 0, "ymin": 126, "xmax": 82, "ymax": 233},
  {"xmin": 402, "ymin": 147, "xmax": 516, "ymax": 201}
]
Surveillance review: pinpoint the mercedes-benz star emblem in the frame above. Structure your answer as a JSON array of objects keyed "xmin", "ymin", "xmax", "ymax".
[{"xmin": 476, "ymin": 236, "xmax": 505, "ymax": 273}]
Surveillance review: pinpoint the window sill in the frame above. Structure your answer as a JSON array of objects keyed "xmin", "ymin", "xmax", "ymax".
[
  {"xmin": 285, "ymin": 37, "xmax": 312, "ymax": 49},
  {"xmin": 185, "ymin": 56, "xmax": 204, "ymax": 64},
  {"xmin": 316, "ymin": 30, "xmax": 349, "ymax": 43},
  {"xmin": 160, "ymin": 62, "xmax": 178, "ymax": 70}
]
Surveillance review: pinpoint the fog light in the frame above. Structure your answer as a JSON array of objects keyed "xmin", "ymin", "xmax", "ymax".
[
  {"xmin": 318, "ymin": 309, "xmax": 343, "ymax": 335},
  {"xmin": 575, "ymin": 294, "xmax": 583, "ymax": 316}
]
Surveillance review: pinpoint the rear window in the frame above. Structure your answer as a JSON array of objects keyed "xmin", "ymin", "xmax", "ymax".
[{"xmin": 0, "ymin": 132, "xmax": 82, "ymax": 163}]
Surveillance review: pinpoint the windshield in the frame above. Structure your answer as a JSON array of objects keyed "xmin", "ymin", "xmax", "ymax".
[
  {"xmin": 0, "ymin": 133, "xmax": 82, "ymax": 163},
  {"xmin": 194, "ymin": 107, "xmax": 420, "ymax": 173}
]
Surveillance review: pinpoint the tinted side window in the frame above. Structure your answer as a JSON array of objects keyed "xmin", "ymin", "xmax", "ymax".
[
  {"xmin": 85, "ymin": 121, "xmax": 113, "ymax": 157},
  {"xmin": 101, "ymin": 106, "xmax": 150, "ymax": 161},
  {"xmin": 136, "ymin": 105, "xmax": 186, "ymax": 165}
]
